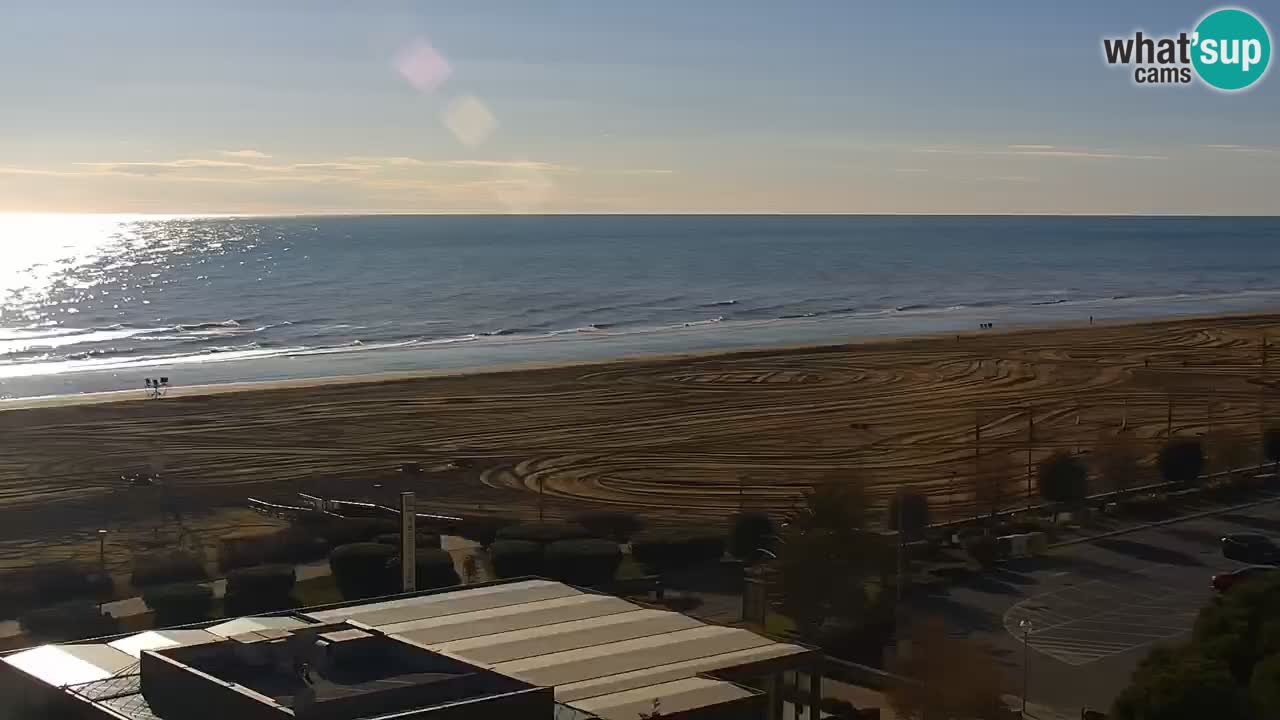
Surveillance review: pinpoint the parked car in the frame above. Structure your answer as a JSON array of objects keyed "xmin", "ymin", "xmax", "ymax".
[
  {"xmin": 1220, "ymin": 533, "xmax": 1280, "ymax": 564},
  {"xmin": 1211, "ymin": 565, "xmax": 1277, "ymax": 592}
]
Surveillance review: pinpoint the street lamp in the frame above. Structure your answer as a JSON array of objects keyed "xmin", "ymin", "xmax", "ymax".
[
  {"xmin": 1019, "ymin": 619, "xmax": 1033, "ymax": 717},
  {"xmin": 97, "ymin": 529, "xmax": 108, "ymax": 571}
]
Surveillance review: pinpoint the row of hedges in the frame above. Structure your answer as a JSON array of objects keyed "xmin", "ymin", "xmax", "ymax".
[
  {"xmin": 328, "ymin": 543, "xmax": 461, "ymax": 600},
  {"xmin": 0, "ymin": 562, "xmax": 114, "ymax": 619},
  {"xmin": 490, "ymin": 538, "xmax": 623, "ymax": 586},
  {"xmin": 19, "ymin": 603, "xmax": 118, "ymax": 643}
]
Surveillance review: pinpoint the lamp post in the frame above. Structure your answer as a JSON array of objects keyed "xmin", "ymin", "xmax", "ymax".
[
  {"xmin": 97, "ymin": 529, "xmax": 109, "ymax": 611},
  {"xmin": 1020, "ymin": 619, "xmax": 1033, "ymax": 717}
]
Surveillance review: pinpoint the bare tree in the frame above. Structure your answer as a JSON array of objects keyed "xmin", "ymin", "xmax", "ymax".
[
  {"xmin": 1094, "ymin": 433, "xmax": 1142, "ymax": 496},
  {"xmin": 1209, "ymin": 430, "xmax": 1252, "ymax": 484},
  {"xmin": 889, "ymin": 617, "xmax": 1007, "ymax": 720}
]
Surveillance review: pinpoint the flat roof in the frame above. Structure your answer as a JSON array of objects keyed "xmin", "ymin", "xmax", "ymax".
[{"xmin": 5, "ymin": 580, "xmax": 813, "ymax": 719}]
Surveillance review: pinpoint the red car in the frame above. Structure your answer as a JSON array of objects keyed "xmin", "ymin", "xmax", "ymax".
[{"xmin": 1212, "ymin": 566, "xmax": 1277, "ymax": 592}]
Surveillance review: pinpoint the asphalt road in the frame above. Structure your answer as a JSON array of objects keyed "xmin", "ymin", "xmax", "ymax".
[{"xmin": 906, "ymin": 499, "xmax": 1280, "ymax": 717}]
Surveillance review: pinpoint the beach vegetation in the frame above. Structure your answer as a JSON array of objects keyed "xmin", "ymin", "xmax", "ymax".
[
  {"xmin": 889, "ymin": 617, "xmax": 1007, "ymax": 720},
  {"xmin": 219, "ymin": 527, "xmax": 330, "ymax": 571},
  {"xmin": 973, "ymin": 451, "xmax": 1014, "ymax": 519},
  {"xmin": 454, "ymin": 516, "xmax": 517, "ymax": 548},
  {"xmin": 1094, "ymin": 433, "xmax": 1143, "ymax": 496},
  {"xmin": 630, "ymin": 528, "xmax": 726, "ymax": 578},
  {"xmin": 776, "ymin": 480, "xmax": 876, "ymax": 636},
  {"xmin": 496, "ymin": 521, "xmax": 593, "ymax": 544},
  {"xmin": 328, "ymin": 542, "xmax": 397, "ymax": 600},
  {"xmin": 1037, "ymin": 451, "xmax": 1090, "ymax": 517},
  {"xmin": 223, "ymin": 564, "xmax": 296, "ymax": 616},
  {"xmin": 544, "ymin": 538, "xmax": 623, "ymax": 587},
  {"xmin": 131, "ymin": 550, "xmax": 208, "ymax": 588},
  {"xmin": 297, "ymin": 514, "xmax": 398, "ymax": 547},
  {"xmin": 729, "ymin": 511, "xmax": 777, "ymax": 564},
  {"xmin": 393, "ymin": 548, "xmax": 461, "ymax": 590},
  {"xmin": 142, "ymin": 583, "xmax": 214, "ymax": 627},
  {"xmin": 489, "ymin": 540, "xmax": 544, "ymax": 579},
  {"xmin": 19, "ymin": 602, "xmax": 118, "ymax": 643},
  {"xmin": 570, "ymin": 510, "xmax": 645, "ymax": 542},
  {"xmin": 886, "ymin": 492, "xmax": 930, "ymax": 542},
  {"xmin": 25, "ymin": 561, "xmax": 114, "ymax": 606},
  {"xmin": 1264, "ymin": 426, "xmax": 1280, "ymax": 473},
  {"xmin": 1159, "ymin": 438, "xmax": 1206, "ymax": 486}
]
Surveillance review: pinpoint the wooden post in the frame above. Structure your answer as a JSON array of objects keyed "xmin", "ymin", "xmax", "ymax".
[
  {"xmin": 974, "ymin": 411, "xmax": 982, "ymax": 521},
  {"xmin": 1026, "ymin": 408, "xmax": 1034, "ymax": 509},
  {"xmin": 1168, "ymin": 396, "xmax": 1174, "ymax": 437}
]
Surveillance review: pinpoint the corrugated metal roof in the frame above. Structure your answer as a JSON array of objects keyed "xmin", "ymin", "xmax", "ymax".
[
  {"xmin": 568, "ymin": 676, "xmax": 758, "ymax": 720},
  {"xmin": 306, "ymin": 579, "xmax": 579, "ymax": 627},
  {"xmin": 493, "ymin": 625, "xmax": 776, "ymax": 687},
  {"xmin": 383, "ymin": 594, "xmax": 637, "ymax": 644},
  {"xmin": 204, "ymin": 615, "xmax": 309, "ymax": 638},
  {"xmin": 436, "ymin": 609, "xmax": 703, "ymax": 666},
  {"xmin": 553, "ymin": 643, "xmax": 810, "ymax": 703},
  {"xmin": 4, "ymin": 644, "xmax": 136, "ymax": 687},
  {"xmin": 108, "ymin": 630, "xmax": 220, "ymax": 658}
]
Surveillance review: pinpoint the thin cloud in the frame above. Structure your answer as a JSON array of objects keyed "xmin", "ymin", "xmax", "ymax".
[
  {"xmin": 613, "ymin": 168, "xmax": 676, "ymax": 176},
  {"xmin": 1204, "ymin": 144, "xmax": 1280, "ymax": 155},
  {"xmin": 915, "ymin": 145, "xmax": 1167, "ymax": 161},
  {"xmin": 894, "ymin": 168, "xmax": 929, "ymax": 174},
  {"xmin": 220, "ymin": 149, "xmax": 271, "ymax": 159},
  {"xmin": 440, "ymin": 159, "xmax": 577, "ymax": 172},
  {"xmin": 344, "ymin": 156, "xmax": 426, "ymax": 167}
]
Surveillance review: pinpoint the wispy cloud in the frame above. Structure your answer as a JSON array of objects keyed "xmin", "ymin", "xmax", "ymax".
[
  {"xmin": 893, "ymin": 168, "xmax": 929, "ymax": 174},
  {"xmin": 613, "ymin": 168, "xmax": 676, "ymax": 176},
  {"xmin": 220, "ymin": 149, "xmax": 271, "ymax": 159},
  {"xmin": 915, "ymin": 145, "xmax": 1167, "ymax": 161},
  {"xmin": 1204, "ymin": 144, "xmax": 1280, "ymax": 155},
  {"xmin": 344, "ymin": 156, "xmax": 427, "ymax": 167}
]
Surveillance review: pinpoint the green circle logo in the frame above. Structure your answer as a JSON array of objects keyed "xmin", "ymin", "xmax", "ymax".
[{"xmin": 1192, "ymin": 8, "xmax": 1272, "ymax": 91}]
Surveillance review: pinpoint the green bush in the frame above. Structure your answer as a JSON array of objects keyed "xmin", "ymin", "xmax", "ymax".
[
  {"xmin": 963, "ymin": 535, "xmax": 999, "ymax": 568},
  {"xmin": 1159, "ymin": 439, "xmax": 1205, "ymax": 485},
  {"xmin": 570, "ymin": 511, "xmax": 645, "ymax": 542},
  {"xmin": 729, "ymin": 512, "xmax": 776, "ymax": 563},
  {"xmin": 887, "ymin": 492, "xmax": 931, "ymax": 541},
  {"xmin": 1038, "ymin": 451, "xmax": 1090, "ymax": 506},
  {"xmin": 219, "ymin": 528, "xmax": 329, "ymax": 571},
  {"xmin": 328, "ymin": 543, "xmax": 397, "ymax": 600},
  {"xmin": 131, "ymin": 551, "xmax": 208, "ymax": 588},
  {"xmin": 544, "ymin": 539, "xmax": 623, "ymax": 586},
  {"xmin": 19, "ymin": 602, "xmax": 118, "ymax": 642},
  {"xmin": 224, "ymin": 565, "xmax": 296, "ymax": 616},
  {"xmin": 29, "ymin": 562, "xmax": 113, "ymax": 605},
  {"xmin": 296, "ymin": 515, "xmax": 398, "ymax": 547},
  {"xmin": 497, "ymin": 522, "xmax": 593, "ymax": 545},
  {"xmin": 374, "ymin": 533, "xmax": 402, "ymax": 546},
  {"xmin": 489, "ymin": 540, "xmax": 544, "ymax": 579},
  {"xmin": 393, "ymin": 549, "xmax": 460, "ymax": 590},
  {"xmin": 142, "ymin": 583, "xmax": 214, "ymax": 627},
  {"xmin": 454, "ymin": 516, "xmax": 517, "ymax": 548},
  {"xmin": 630, "ymin": 529, "xmax": 725, "ymax": 576}
]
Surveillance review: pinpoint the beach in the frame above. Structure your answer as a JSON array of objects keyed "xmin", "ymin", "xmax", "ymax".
[{"xmin": 2, "ymin": 311, "xmax": 1278, "ymax": 574}]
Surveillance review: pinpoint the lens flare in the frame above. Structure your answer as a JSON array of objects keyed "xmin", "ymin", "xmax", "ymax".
[
  {"xmin": 395, "ymin": 39, "xmax": 452, "ymax": 93},
  {"xmin": 442, "ymin": 95, "xmax": 497, "ymax": 147}
]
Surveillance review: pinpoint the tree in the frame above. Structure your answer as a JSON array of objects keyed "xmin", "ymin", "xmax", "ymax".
[
  {"xmin": 1249, "ymin": 654, "xmax": 1280, "ymax": 719},
  {"xmin": 729, "ymin": 512, "xmax": 777, "ymax": 563},
  {"xmin": 776, "ymin": 481, "xmax": 876, "ymax": 636},
  {"xmin": 496, "ymin": 522, "xmax": 592, "ymax": 545},
  {"xmin": 1210, "ymin": 432, "xmax": 1253, "ymax": 484},
  {"xmin": 570, "ymin": 510, "xmax": 645, "ymax": 542},
  {"xmin": 1112, "ymin": 645, "xmax": 1250, "ymax": 720},
  {"xmin": 889, "ymin": 617, "xmax": 1007, "ymax": 720},
  {"xmin": 142, "ymin": 583, "xmax": 214, "ymax": 627},
  {"xmin": 1095, "ymin": 434, "xmax": 1142, "ymax": 496},
  {"xmin": 886, "ymin": 492, "xmax": 930, "ymax": 542},
  {"xmin": 1038, "ymin": 451, "xmax": 1089, "ymax": 519},
  {"xmin": 489, "ymin": 540, "xmax": 544, "ymax": 579},
  {"xmin": 1264, "ymin": 426, "xmax": 1280, "ymax": 474},
  {"xmin": 973, "ymin": 451, "xmax": 1013, "ymax": 518},
  {"xmin": 543, "ymin": 539, "xmax": 622, "ymax": 586},
  {"xmin": 1158, "ymin": 439, "xmax": 1205, "ymax": 486},
  {"xmin": 328, "ymin": 543, "xmax": 397, "ymax": 600},
  {"xmin": 224, "ymin": 565, "xmax": 296, "ymax": 616}
]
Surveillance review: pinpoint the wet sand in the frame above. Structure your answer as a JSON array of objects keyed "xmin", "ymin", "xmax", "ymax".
[{"xmin": 2, "ymin": 312, "xmax": 1278, "ymax": 572}]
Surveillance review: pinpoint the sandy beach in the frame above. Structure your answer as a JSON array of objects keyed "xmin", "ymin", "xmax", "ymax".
[{"xmin": 2, "ymin": 312, "xmax": 1279, "ymax": 573}]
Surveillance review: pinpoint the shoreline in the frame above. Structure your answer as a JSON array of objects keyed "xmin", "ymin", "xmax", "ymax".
[{"xmin": 3, "ymin": 308, "xmax": 1278, "ymax": 412}]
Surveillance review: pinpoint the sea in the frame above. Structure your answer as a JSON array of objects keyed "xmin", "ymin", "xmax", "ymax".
[{"xmin": 2, "ymin": 214, "xmax": 1279, "ymax": 400}]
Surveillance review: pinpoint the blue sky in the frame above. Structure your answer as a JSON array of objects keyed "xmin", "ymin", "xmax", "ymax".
[{"xmin": 1, "ymin": 1, "xmax": 1277, "ymax": 214}]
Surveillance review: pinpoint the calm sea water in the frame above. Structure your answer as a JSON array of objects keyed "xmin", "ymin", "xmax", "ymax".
[{"xmin": 2, "ymin": 214, "xmax": 1279, "ymax": 399}]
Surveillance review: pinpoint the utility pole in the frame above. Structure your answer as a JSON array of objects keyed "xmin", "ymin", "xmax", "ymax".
[
  {"xmin": 538, "ymin": 476, "xmax": 545, "ymax": 521},
  {"xmin": 1167, "ymin": 396, "xmax": 1174, "ymax": 437},
  {"xmin": 974, "ymin": 411, "xmax": 982, "ymax": 522}
]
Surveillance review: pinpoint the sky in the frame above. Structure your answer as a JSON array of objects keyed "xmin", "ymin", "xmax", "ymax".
[{"xmin": 0, "ymin": 0, "xmax": 1277, "ymax": 215}]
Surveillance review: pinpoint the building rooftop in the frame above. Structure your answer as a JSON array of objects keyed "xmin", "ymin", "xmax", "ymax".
[{"xmin": 2, "ymin": 579, "xmax": 815, "ymax": 720}]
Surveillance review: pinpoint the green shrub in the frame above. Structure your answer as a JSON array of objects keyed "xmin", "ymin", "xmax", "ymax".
[
  {"xmin": 143, "ymin": 583, "xmax": 214, "ymax": 627},
  {"xmin": 296, "ymin": 515, "xmax": 397, "ymax": 547},
  {"xmin": 570, "ymin": 511, "xmax": 645, "ymax": 542},
  {"xmin": 489, "ymin": 540, "xmax": 544, "ymax": 579},
  {"xmin": 1039, "ymin": 451, "xmax": 1090, "ymax": 506},
  {"xmin": 374, "ymin": 533, "xmax": 401, "ymax": 546},
  {"xmin": 630, "ymin": 529, "xmax": 725, "ymax": 576},
  {"xmin": 29, "ymin": 562, "xmax": 113, "ymax": 605},
  {"xmin": 220, "ymin": 528, "xmax": 330, "ymax": 571},
  {"xmin": 132, "ymin": 551, "xmax": 208, "ymax": 588},
  {"xmin": 19, "ymin": 602, "xmax": 118, "ymax": 642},
  {"xmin": 454, "ymin": 516, "xmax": 516, "ymax": 548},
  {"xmin": 497, "ymin": 522, "xmax": 593, "ymax": 545},
  {"xmin": 1159, "ymin": 439, "xmax": 1205, "ymax": 485},
  {"xmin": 963, "ymin": 535, "xmax": 999, "ymax": 568},
  {"xmin": 887, "ymin": 493, "xmax": 932, "ymax": 541},
  {"xmin": 328, "ymin": 543, "xmax": 397, "ymax": 600},
  {"xmin": 224, "ymin": 565, "xmax": 296, "ymax": 616},
  {"xmin": 393, "ymin": 549, "xmax": 460, "ymax": 590},
  {"xmin": 544, "ymin": 539, "xmax": 623, "ymax": 586},
  {"xmin": 729, "ymin": 512, "xmax": 776, "ymax": 563}
]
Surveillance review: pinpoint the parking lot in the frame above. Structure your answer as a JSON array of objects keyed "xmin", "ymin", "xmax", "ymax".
[{"xmin": 908, "ymin": 499, "xmax": 1280, "ymax": 715}]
